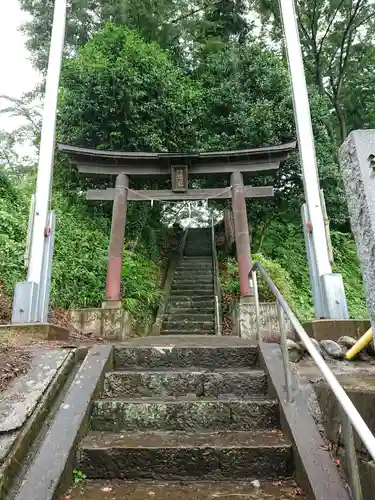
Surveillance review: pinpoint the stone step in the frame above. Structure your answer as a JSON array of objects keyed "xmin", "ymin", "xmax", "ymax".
[
  {"xmin": 113, "ymin": 337, "xmax": 258, "ymax": 370},
  {"xmin": 172, "ymin": 284, "xmax": 213, "ymax": 292},
  {"xmin": 175, "ymin": 268, "xmax": 213, "ymax": 273},
  {"xmin": 163, "ymin": 313, "xmax": 214, "ymax": 322},
  {"xmin": 77, "ymin": 430, "xmax": 292, "ymax": 480},
  {"xmin": 161, "ymin": 321, "xmax": 215, "ymax": 332},
  {"xmin": 181, "ymin": 256, "xmax": 212, "ymax": 260},
  {"xmin": 178, "ymin": 256, "xmax": 213, "ymax": 266},
  {"xmin": 170, "ymin": 290, "xmax": 214, "ymax": 299},
  {"xmin": 166, "ymin": 306, "xmax": 215, "ymax": 315},
  {"xmin": 161, "ymin": 329, "xmax": 216, "ymax": 336},
  {"xmin": 90, "ymin": 396, "xmax": 278, "ymax": 432},
  {"xmin": 173, "ymin": 278, "xmax": 213, "ymax": 284},
  {"xmin": 173, "ymin": 277, "xmax": 214, "ymax": 284},
  {"xmin": 103, "ymin": 369, "xmax": 267, "ymax": 398},
  {"xmin": 67, "ymin": 479, "xmax": 301, "ymax": 500},
  {"xmin": 168, "ymin": 298, "xmax": 215, "ymax": 306},
  {"xmin": 178, "ymin": 260, "xmax": 213, "ymax": 265},
  {"xmin": 175, "ymin": 269, "xmax": 213, "ymax": 274}
]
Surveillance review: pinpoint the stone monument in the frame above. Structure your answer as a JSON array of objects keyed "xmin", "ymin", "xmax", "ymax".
[{"xmin": 339, "ymin": 130, "xmax": 375, "ymax": 336}]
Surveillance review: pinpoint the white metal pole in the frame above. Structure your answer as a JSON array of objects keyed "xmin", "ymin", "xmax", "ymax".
[
  {"xmin": 278, "ymin": 0, "xmax": 332, "ymax": 278},
  {"xmin": 27, "ymin": 0, "xmax": 67, "ymax": 284}
]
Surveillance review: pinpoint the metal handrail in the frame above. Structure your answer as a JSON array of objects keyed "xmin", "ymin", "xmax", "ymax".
[
  {"xmin": 251, "ymin": 261, "xmax": 375, "ymax": 500},
  {"xmin": 211, "ymin": 217, "xmax": 222, "ymax": 336}
]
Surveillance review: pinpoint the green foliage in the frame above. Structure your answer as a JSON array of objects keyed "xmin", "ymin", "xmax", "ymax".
[
  {"xmin": 122, "ymin": 250, "xmax": 163, "ymax": 325},
  {"xmin": 0, "ymin": 170, "xmax": 165, "ymax": 326},
  {"xmin": 254, "ymin": 221, "xmax": 366, "ymax": 320},
  {"xmin": 58, "ymin": 24, "xmax": 200, "ymax": 153},
  {"xmin": 331, "ymin": 232, "xmax": 368, "ymax": 319},
  {"xmin": 222, "ymin": 223, "xmax": 367, "ymax": 322},
  {"xmin": 0, "ymin": 173, "xmax": 28, "ymax": 296},
  {"xmin": 221, "ymin": 254, "xmax": 296, "ymax": 311},
  {"xmin": 50, "ymin": 195, "xmax": 110, "ymax": 309},
  {"xmin": 73, "ymin": 469, "xmax": 86, "ymax": 484}
]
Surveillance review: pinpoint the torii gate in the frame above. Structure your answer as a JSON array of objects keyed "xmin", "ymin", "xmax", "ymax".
[
  {"xmin": 12, "ymin": 0, "xmax": 349, "ymax": 324},
  {"xmin": 58, "ymin": 142, "xmax": 295, "ymax": 307}
]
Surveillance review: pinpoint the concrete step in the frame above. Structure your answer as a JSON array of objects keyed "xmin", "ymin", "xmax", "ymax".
[
  {"xmin": 163, "ymin": 313, "xmax": 214, "ymax": 322},
  {"xmin": 67, "ymin": 479, "xmax": 301, "ymax": 500},
  {"xmin": 161, "ymin": 329, "xmax": 216, "ymax": 335},
  {"xmin": 162, "ymin": 320, "xmax": 215, "ymax": 331},
  {"xmin": 103, "ymin": 369, "xmax": 267, "ymax": 398},
  {"xmin": 90, "ymin": 396, "xmax": 278, "ymax": 432},
  {"xmin": 78, "ymin": 430, "xmax": 292, "ymax": 480},
  {"xmin": 113, "ymin": 337, "xmax": 259, "ymax": 370}
]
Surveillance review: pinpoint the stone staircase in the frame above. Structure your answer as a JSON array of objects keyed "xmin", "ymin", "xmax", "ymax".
[
  {"xmin": 74, "ymin": 336, "xmax": 299, "ymax": 498},
  {"xmin": 161, "ymin": 228, "xmax": 215, "ymax": 336}
]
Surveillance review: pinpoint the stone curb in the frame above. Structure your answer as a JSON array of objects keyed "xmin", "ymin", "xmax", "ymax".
[
  {"xmin": 13, "ymin": 344, "xmax": 112, "ymax": 500},
  {"xmin": 0, "ymin": 348, "xmax": 85, "ymax": 500}
]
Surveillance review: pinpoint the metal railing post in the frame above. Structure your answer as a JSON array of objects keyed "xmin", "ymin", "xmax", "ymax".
[
  {"xmin": 276, "ymin": 300, "xmax": 293, "ymax": 403},
  {"xmin": 211, "ymin": 216, "xmax": 222, "ymax": 336},
  {"xmin": 252, "ymin": 270, "xmax": 261, "ymax": 343}
]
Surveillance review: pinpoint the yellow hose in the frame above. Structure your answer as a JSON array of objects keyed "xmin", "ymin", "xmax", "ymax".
[{"xmin": 345, "ymin": 328, "xmax": 373, "ymax": 360}]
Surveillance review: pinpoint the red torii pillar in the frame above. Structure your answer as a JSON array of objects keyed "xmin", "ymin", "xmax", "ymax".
[
  {"xmin": 103, "ymin": 173, "xmax": 128, "ymax": 307},
  {"xmin": 231, "ymin": 171, "xmax": 253, "ymax": 297}
]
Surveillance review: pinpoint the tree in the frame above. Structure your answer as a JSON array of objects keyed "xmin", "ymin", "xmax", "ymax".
[
  {"xmin": 197, "ymin": 0, "xmax": 250, "ymax": 43},
  {"xmin": 19, "ymin": 0, "xmax": 194, "ymax": 72},
  {"xmin": 194, "ymin": 41, "xmax": 348, "ymax": 229},
  {"xmin": 57, "ymin": 24, "xmax": 201, "ymax": 153},
  {"xmin": 252, "ymin": 0, "xmax": 375, "ymax": 145}
]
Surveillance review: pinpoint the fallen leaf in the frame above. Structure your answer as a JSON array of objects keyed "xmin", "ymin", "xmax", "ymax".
[{"xmin": 101, "ymin": 487, "xmax": 113, "ymax": 492}]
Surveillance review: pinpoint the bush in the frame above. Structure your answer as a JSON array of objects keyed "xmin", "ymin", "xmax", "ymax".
[
  {"xmin": 221, "ymin": 222, "xmax": 367, "ymax": 322},
  {"xmin": 122, "ymin": 250, "xmax": 163, "ymax": 326}
]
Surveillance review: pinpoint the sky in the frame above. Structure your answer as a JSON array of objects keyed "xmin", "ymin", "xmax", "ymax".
[{"xmin": 0, "ymin": 0, "xmax": 40, "ymax": 133}]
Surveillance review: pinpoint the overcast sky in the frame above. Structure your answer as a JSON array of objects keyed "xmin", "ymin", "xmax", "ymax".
[{"xmin": 0, "ymin": 0, "xmax": 40, "ymax": 133}]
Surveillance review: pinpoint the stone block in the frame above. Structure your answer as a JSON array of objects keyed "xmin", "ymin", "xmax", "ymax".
[
  {"xmin": 339, "ymin": 130, "xmax": 375, "ymax": 331},
  {"xmin": 314, "ymin": 376, "xmax": 375, "ymax": 456},
  {"xmin": 77, "ymin": 430, "xmax": 292, "ymax": 480},
  {"xmin": 232, "ymin": 299, "xmax": 294, "ymax": 341},
  {"xmin": 103, "ymin": 369, "xmax": 267, "ymax": 399},
  {"xmin": 0, "ymin": 323, "xmax": 69, "ymax": 342},
  {"xmin": 358, "ymin": 459, "xmax": 375, "ymax": 500},
  {"xmin": 303, "ymin": 319, "xmax": 370, "ymax": 342},
  {"xmin": 70, "ymin": 307, "xmax": 133, "ymax": 341},
  {"xmin": 103, "ymin": 370, "xmax": 204, "ymax": 398},
  {"xmin": 90, "ymin": 398, "xmax": 278, "ymax": 432},
  {"xmin": 113, "ymin": 344, "xmax": 258, "ymax": 370},
  {"xmin": 233, "ymin": 296, "xmax": 257, "ymax": 341}
]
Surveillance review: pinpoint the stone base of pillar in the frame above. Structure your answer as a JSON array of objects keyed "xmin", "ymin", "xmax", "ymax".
[
  {"xmin": 232, "ymin": 296, "xmax": 257, "ymax": 343},
  {"xmin": 102, "ymin": 300, "xmax": 122, "ymax": 310},
  {"xmin": 70, "ymin": 307, "xmax": 133, "ymax": 341}
]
